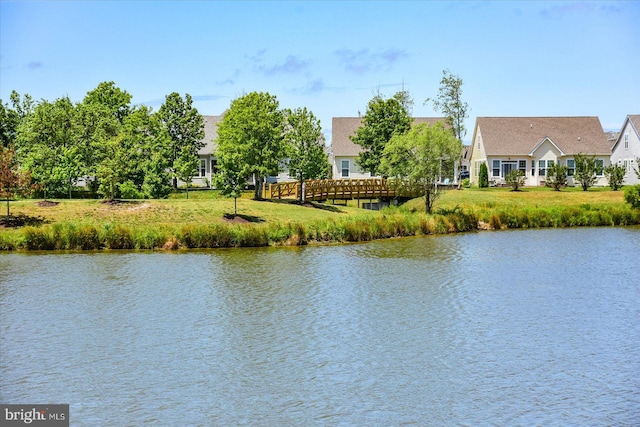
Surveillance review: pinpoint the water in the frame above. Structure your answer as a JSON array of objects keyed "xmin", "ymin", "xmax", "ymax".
[{"xmin": 1, "ymin": 227, "xmax": 639, "ymax": 426}]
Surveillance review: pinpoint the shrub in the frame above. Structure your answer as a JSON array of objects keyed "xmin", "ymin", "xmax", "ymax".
[
  {"xmin": 604, "ymin": 164, "xmax": 626, "ymax": 191},
  {"xmin": 624, "ymin": 184, "xmax": 640, "ymax": 208},
  {"xmin": 546, "ymin": 163, "xmax": 568, "ymax": 191},
  {"xmin": 119, "ymin": 180, "xmax": 144, "ymax": 199},
  {"xmin": 479, "ymin": 163, "xmax": 489, "ymax": 188},
  {"xmin": 505, "ymin": 169, "xmax": 525, "ymax": 191}
]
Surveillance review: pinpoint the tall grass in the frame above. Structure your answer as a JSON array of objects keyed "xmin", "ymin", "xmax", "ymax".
[{"xmin": 2, "ymin": 187, "xmax": 639, "ymax": 251}]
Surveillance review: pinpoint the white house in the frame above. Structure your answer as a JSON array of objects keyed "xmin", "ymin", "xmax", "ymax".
[
  {"xmin": 469, "ymin": 117, "xmax": 611, "ymax": 187},
  {"xmin": 610, "ymin": 115, "xmax": 640, "ymax": 185}
]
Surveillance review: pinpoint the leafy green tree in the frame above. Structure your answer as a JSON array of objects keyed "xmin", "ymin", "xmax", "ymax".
[
  {"xmin": 546, "ymin": 163, "xmax": 568, "ymax": 191},
  {"xmin": 505, "ymin": 169, "xmax": 526, "ymax": 191},
  {"xmin": 283, "ymin": 107, "xmax": 329, "ymax": 203},
  {"xmin": 0, "ymin": 146, "xmax": 34, "ymax": 221},
  {"xmin": 604, "ymin": 164, "xmax": 626, "ymax": 191},
  {"xmin": 573, "ymin": 154, "xmax": 602, "ymax": 191},
  {"xmin": 95, "ymin": 134, "xmax": 135, "ymax": 199},
  {"xmin": 174, "ymin": 145, "xmax": 199, "ymax": 199},
  {"xmin": 157, "ymin": 92, "xmax": 205, "ymax": 188},
  {"xmin": 214, "ymin": 150, "xmax": 247, "ymax": 216},
  {"xmin": 425, "ymin": 69, "xmax": 470, "ymax": 142},
  {"xmin": 1, "ymin": 91, "xmax": 35, "ymax": 150},
  {"xmin": 16, "ymin": 97, "xmax": 79, "ymax": 199},
  {"xmin": 83, "ymin": 81, "xmax": 132, "ymax": 124},
  {"xmin": 379, "ymin": 122, "xmax": 461, "ymax": 213},
  {"xmin": 351, "ymin": 92, "xmax": 412, "ymax": 176},
  {"xmin": 216, "ymin": 92, "xmax": 285, "ymax": 200},
  {"xmin": 425, "ymin": 69, "xmax": 470, "ymax": 185},
  {"xmin": 479, "ymin": 163, "xmax": 489, "ymax": 188}
]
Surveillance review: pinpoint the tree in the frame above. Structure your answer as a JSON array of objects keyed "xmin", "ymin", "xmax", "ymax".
[
  {"xmin": 379, "ymin": 122, "xmax": 461, "ymax": 213},
  {"xmin": 283, "ymin": 107, "xmax": 329, "ymax": 203},
  {"xmin": 157, "ymin": 93, "xmax": 205, "ymax": 189},
  {"xmin": 216, "ymin": 92, "xmax": 285, "ymax": 200},
  {"xmin": 351, "ymin": 92, "xmax": 412, "ymax": 176},
  {"xmin": 426, "ymin": 70, "xmax": 469, "ymax": 187},
  {"xmin": 425, "ymin": 69, "xmax": 469, "ymax": 142},
  {"xmin": 478, "ymin": 163, "xmax": 489, "ymax": 188},
  {"xmin": 573, "ymin": 154, "xmax": 602, "ymax": 191},
  {"xmin": 95, "ymin": 134, "xmax": 135, "ymax": 200},
  {"xmin": 214, "ymin": 151, "xmax": 247, "ymax": 216},
  {"xmin": 546, "ymin": 163, "xmax": 568, "ymax": 191},
  {"xmin": 0, "ymin": 146, "xmax": 33, "ymax": 221},
  {"xmin": 604, "ymin": 164, "xmax": 626, "ymax": 191},
  {"xmin": 16, "ymin": 97, "xmax": 79, "ymax": 199},
  {"xmin": 505, "ymin": 169, "xmax": 525, "ymax": 191},
  {"xmin": 83, "ymin": 81, "xmax": 132, "ymax": 124},
  {"xmin": 174, "ymin": 145, "xmax": 199, "ymax": 199}
]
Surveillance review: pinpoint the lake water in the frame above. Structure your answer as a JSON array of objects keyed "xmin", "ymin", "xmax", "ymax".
[{"xmin": 1, "ymin": 227, "xmax": 639, "ymax": 426}]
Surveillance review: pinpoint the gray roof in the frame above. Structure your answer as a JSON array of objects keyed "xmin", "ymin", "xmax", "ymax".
[
  {"xmin": 475, "ymin": 116, "xmax": 610, "ymax": 156},
  {"xmin": 612, "ymin": 114, "xmax": 640, "ymax": 151},
  {"xmin": 331, "ymin": 116, "xmax": 446, "ymax": 157},
  {"xmin": 198, "ymin": 114, "xmax": 224, "ymax": 155}
]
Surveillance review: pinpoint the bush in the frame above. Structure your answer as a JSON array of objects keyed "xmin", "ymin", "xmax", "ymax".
[
  {"xmin": 624, "ymin": 184, "xmax": 640, "ymax": 208},
  {"xmin": 505, "ymin": 169, "xmax": 525, "ymax": 191},
  {"xmin": 479, "ymin": 163, "xmax": 489, "ymax": 188},
  {"xmin": 118, "ymin": 180, "xmax": 144, "ymax": 199}
]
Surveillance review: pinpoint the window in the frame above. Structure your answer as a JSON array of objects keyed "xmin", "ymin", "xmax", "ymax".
[
  {"xmin": 538, "ymin": 160, "xmax": 546, "ymax": 176},
  {"xmin": 492, "ymin": 160, "xmax": 500, "ymax": 177},
  {"xmin": 501, "ymin": 161, "xmax": 517, "ymax": 177},
  {"xmin": 518, "ymin": 160, "xmax": 527, "ymax": 173},
  {"xmin": 198, "ymin": 159, "xmax": 206, "ymax": 177},
  {"xmin": 341, "ymin": 160, "xmax": 350, "ymax": 178},
  {"xmin": 625, "ymin": 133, "xmax": 629, "ymax": 149},
  {"xmin": 595, "ymin": 159, "xmax": 604, "ymax": 176},
  {"xmin": 566, "ymin": 159, "xmax": 575, "ymax": 176},
  {"xmin": 211, "ymin": 159, "xmax": 218, "ymax": 175},
  {"xmin": 531, "ymin": 160, "xmax": 536, "ymax": 177}
]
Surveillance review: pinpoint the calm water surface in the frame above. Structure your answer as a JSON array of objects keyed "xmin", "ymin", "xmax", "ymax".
[{"xmin": 1, "ymin": 227, "xmax": 639, "ymax": 426}]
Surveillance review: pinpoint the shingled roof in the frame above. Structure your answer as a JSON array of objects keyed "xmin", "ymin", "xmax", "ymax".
[
  {"xmin": 198, "ymin": 114, "xmax": 224, "ymax": 155},
  {"xmin": 332, "ymin": 116, "xmax": 446, "ymax": 157},
  {"xmin": 476, "ymin": 116, "xmax": 609, "ymax": 156}
]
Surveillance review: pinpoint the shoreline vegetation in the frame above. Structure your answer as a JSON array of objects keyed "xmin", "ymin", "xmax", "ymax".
[{"xmin": 1, "ymin": 187, "xmax": 638, "ymax": 251}]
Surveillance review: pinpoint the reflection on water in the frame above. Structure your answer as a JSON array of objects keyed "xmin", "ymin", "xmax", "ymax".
[{"xmin": 1, "ymin": 228, "xmax": 639, "ymax": 426}]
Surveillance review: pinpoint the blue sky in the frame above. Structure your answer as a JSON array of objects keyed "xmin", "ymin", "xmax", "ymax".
[{"xmin": 1, "ymin": 1, "xmax": 638, "ymax": 144}]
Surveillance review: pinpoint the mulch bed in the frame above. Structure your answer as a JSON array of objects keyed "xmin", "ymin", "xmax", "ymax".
[{"xmin": 36, "ymin": 200, "xmax": 59, "ymax": 207}]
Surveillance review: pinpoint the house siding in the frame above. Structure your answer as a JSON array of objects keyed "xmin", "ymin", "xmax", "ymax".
[{"xmin": 611, "ymin": 116, "xmax": 640, "ymax": 185}]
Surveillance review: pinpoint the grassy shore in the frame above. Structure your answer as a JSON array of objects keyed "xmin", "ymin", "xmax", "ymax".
[{"xmin": 1, "ymin": 186, "xmax": 638, "ymax": 251}]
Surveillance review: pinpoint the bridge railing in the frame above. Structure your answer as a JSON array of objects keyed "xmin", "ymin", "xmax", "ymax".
[{"xmin": 269, "ymin": 178, "xmax": 421, "ymax": 201}]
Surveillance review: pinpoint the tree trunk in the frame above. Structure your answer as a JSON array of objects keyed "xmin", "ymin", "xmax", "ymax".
[
  {"xmin": 5, "ymin": 197, "xmax": 9, "ymax": 221},
  {"xmin": 254, "ymin": 175, "xmax": 263, "ymax": 200},
  {"xmin": 234, "ymin": 196, "xmax": 237, "ymax": 215}
]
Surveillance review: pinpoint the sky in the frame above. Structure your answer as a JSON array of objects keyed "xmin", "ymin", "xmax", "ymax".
[{"xmin": 1, "ymin": 0, "xmax": 639, "ymax": 144}]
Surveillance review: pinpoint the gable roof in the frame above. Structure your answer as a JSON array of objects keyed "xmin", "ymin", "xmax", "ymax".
[
  {"xmin": 332, "ymin": 116, "xmax": 446, "ymax": 157},
  {"xmin": 612, "ymin": 114, "xmax": 640, "ymax": 152},
  {"xmin": 198, "ymin": 114, "xmax": 224, "ymax": 155},
  {"xmin": 475, "ymin": 116, "xmax": 609, "ymax": 156}
]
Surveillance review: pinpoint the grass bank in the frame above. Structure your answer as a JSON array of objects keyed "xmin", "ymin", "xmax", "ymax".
[{"xmin": 0, "ymin": 187, "xmax": 638, "ymax": 251}]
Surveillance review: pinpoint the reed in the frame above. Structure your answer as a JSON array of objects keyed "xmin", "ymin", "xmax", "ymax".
[{"xmin": 2, "ymin": 187, "xmax": 638, "ymax": 251}]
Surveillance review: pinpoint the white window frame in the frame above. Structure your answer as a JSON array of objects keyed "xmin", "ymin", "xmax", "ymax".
[
  {"xmin": 566, "ymin": 159, "xmax": 575, "ymax": 176},
  {"xmin": 492, "ymin": 160, "xmax": 500, "ymax": 177},
  {"xmin": 341, "ymin": 160, "xmax": 350, "ymax": 178},
  {"xmin": 198, "ymin": 159, "xmax": 206, "ymax": 177},
  {"xmin": 595, "ymin": 159, "xmax": 604, "ymax": 176}
]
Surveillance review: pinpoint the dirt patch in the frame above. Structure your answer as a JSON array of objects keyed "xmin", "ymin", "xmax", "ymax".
[{"xmin": 36, "ymin": 200, "xmax": 59, "ymax": 207}]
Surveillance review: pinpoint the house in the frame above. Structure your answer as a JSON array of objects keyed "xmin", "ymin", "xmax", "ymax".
[
  {"xmin": 330, "ymin": 116, "xmax": 448, "ymax": 179},
  {"xmin": 191, "ymin": 114, "xmax": 224, "ymax": 188},
  {"xmin": 191, "ymin": 114, "xmax": 296, "ymax": 188},
  {"xmin": 469, "ymin": 117, "xmax": 611, "ymax": 187},
  {"xmin": 610, "ymin": 115, "xmax": 640, "ymax": 185}
]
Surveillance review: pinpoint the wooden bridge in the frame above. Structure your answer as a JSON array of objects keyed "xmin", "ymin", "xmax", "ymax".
[{"xmin": 268, "ymin": 178, "xmax": 422, "ymax": 203}]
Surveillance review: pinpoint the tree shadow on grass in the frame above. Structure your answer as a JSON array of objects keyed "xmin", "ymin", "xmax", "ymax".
[
  {"xmin": 0, "ymin": 213, "xmax": 48, "ymax": 228},
  {"xmin": 223, "ymin": 213, "xmax": 265, "ymax": 224},
  {"xmin": 266, "ymin": 198, "xmax": 345, "ymax": 213}
]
